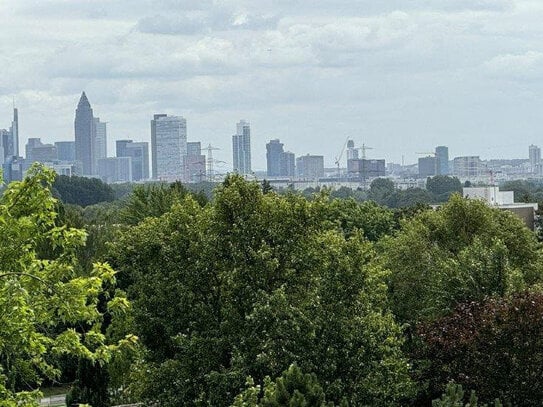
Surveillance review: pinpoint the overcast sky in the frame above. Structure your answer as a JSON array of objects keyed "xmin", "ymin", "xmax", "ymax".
[{"xmin": 1, "ymin": 0, "xmax": 543, "ymax": 170}]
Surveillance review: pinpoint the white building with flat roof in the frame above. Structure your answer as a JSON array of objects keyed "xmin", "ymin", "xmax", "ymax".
[
  {"xmin": 151, "ymin": 114, "xmax": 187, "ymax": 181},
  {"xmin": 232, "ymin": 120, "xmax": 251, "ymax": 175}
]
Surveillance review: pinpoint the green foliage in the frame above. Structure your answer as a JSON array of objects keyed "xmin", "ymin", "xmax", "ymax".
[
  {"xmin": 109, "ymin": 174, "xmax": 414, "ymax": 406},
  {"xmin": 65, "ymin": 359, "xmax": 109, "ymax": 407},
  {"xmin": 119, "ymin": 181, "xmax": 207, "ymax": 225},
  {"xmin": 322, "ymin": 198, "xmax": 395, "ymax": 241},
  {"xmin": 419, "ymin": 292, "xmax": 543, "ymax": 406},
  {"xmin": 0, "ymin": 164, "xmax": 133, "ymax": 404},
  {"xmin": 426, "ymin": 176, "xmax": 462, "ymax": 201},
  {"xmin": 432, "ymin": 383, "xmax": 502, "ymax": 407},
  {"xmin": 367, "ymin": 178, "xmax": 434, "ymax": 208},
  {"xmin": 368, "ymin": 177, "xmax": 395, "ymax": 204},
  {"xmin": 501, "ymin": 179, "xmax": 543, "ymax": 203},
  {"xmin": 232, "ymin": 364, "xmax": 345, "ymax": 407},
  {"xmin": 328, "ymin": 186, "xmax": 367, "ymax": 201},
  {"xmin": 382, "ymin": 194, "xmax": 543, "ymax": 324},
  {"xmin": 53, "ymin": 175, "xmax": 114, "ymax": 207}
]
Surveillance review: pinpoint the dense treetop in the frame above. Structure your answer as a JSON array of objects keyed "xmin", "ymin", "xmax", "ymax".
[{"xmin": 2, "ymin": 169, "xmax": 543, "ymax": 406}]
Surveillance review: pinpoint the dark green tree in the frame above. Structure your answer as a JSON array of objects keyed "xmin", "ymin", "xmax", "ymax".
[
  {"xmin": 426, "ymin": 175, "xmax": 462, "ymax": 201},
  {"xmin": 53, "ymin": 175, "xmax": 114, "ymax": 207},
  {"xmin": 119, "ymin": 182, "xmax": 207, "ymax": 225},
  {"xmin": 109, "ymin": 175, "xmax": 414, "ymax": 406},
  {"xmin": 368, "ymin": 178, "xmax": 395, "ymax": 205},
  {"xmin": 232, "ymin": 364, "xmax": 347, "ymax": 407}
]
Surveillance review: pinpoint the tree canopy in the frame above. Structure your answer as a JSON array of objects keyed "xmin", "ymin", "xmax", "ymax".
[
  {"xmin": 53, "ymin": 175, "xmax": 114, "ymax": 207},
  {"xmin": 382, "ymin": 194, "xmax": 543, "ymax": 324},
  {"xmin": 108, "ymin": 175, "xmax": 414, "ymax": 406},
  {"xmin": 0, "ymin": 165, "xmax": 132, "ymax": 405}
]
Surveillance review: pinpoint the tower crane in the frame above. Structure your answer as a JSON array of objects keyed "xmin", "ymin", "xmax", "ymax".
[
  {"xmin": 335, "ymin": 137, "xmax": 350, "ymax": 179},
  {"xmin": 356, "ymin": 143, "xmax": 374, "ymax": 159}
]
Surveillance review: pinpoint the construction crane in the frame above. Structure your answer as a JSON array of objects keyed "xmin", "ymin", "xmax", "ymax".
[
  {"xmin": 416, "ymin": 151, "xmax": 436, "ymax": 156},
  {"xmin": 335, "ymin": 137, "xmax": 350, "ymax": 179},
  {"xmin": 356, "ymin": 143, "xmax": 374, "ymax": 159},
  {"xmin": 205, "ymin": 144, "xmax": 220, "ymax": 182}
]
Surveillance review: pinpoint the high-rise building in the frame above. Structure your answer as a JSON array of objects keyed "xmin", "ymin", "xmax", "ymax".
[
  {"xmin": 25, "ymin": 138, "xmax": 57, "ymax": 163},
  {"xmin": 97, "ymin": 157, "xmax": 132, "ymax": 183},
  {"xmin": 116, "ymin": 139, "xmax": 150, "ymax": 181},
  {"xmin": 55, "ymin": 141, "xmax": 76, "ymax": 162},
  {"xmin": 453, "ymin": 156, "xmax": 482, "ymax": 179},
  {"xmin": 232, "ymin": 120, "xmax": 251, "ymax": 174},
  {"xmin": 0, "ymin": 129, "xmax": 12, "ymax": 162},
  {"xmin": 10, "ymin": 108, "xmax": 18, "ymax": 157},
  {"xmin": 151, "ymin": 114, "xmax": 187, "ymax": 181},
  {"xmin": 266, "ymin": 139, "xmax": 296, "ymax": 177},
  {"xmin": 435, "ymin": 146, "xmax": 449, "ymax": 175},
  {"xmin": 74, "ymin": 92, "xmax": 95, "ymax": 175},
  {"xmin": 346, "ymin": 140, "xmax": 359, "ymax": 160},
  {"xmin": 266, "ymin": 139, "xmax": 284, "ymax": 176},
  {"xmin": 296, "ymin": 154, "xmax": 324, "ymax": 179},
  {"xmin": 418, "ymin": 156, "xmax": 437, "ymax": 178},
  {"xmin": 185, "ymin": 141, "xmax": 205, "ymax": 182},
  {"xmin": 347, "ymin": 159, "xmax": 386, "ymax": 179},
  {"xmin": 2, "ymin": 156, "xmax": 24, "ymax": 183},
  {"xmin": 93, "ymin": 117, "xmax": 107, "ymax": 170},
  {"xmin": 280, "ymin": 151, "xmax": 296, "ymax": 177},
  {"xmin": 529, "ymin": 144, "xmax": 541, "ymax": 174},
  {"xmin": 187, "ymin": 141, "xmax": 201, "ymax": 157}
]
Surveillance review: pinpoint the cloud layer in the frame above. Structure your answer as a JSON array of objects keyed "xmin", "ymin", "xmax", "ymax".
[{"xmin": 1, "ymin": 0, "xmax": 543, "ymax": 169}]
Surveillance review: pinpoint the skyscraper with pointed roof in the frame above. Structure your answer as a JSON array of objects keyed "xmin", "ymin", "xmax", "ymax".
[
  {"xmin": 74, "ymin": 92, "xmax": 95, "ymax": 175},
  {"xmin": 10, "ymin": 107, "xmax": 18, "ymax": 157}
]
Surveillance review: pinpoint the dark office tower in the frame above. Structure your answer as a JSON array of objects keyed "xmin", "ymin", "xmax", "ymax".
[
  {"xmin": 418, "ymin": 156, "xmax": 437, "ymax": 178},
  {"xmin": 1, "ymin": 129, "xmax": 13, "ymax": 161},
  {"xmin": 150, "ymin": 114, "xmax": 167, "ymax": 179},
  {"xmin": 55, "ymin": 141, "xmax": 76, "ymax": 162},
  {"xmin": 280, "ymin": 151, "xmax": 296, "ymax": 177},
  {"xmin": 232, "ymin": 120, "xmax": 251, "ymax": 174},
  {"xmin": 25, "ymin": 138, "xmax": 56, "ymax": 163},
  {"xmin": 435, "ymin": 146, "xmax": 449, "ymax": 175},
  {"xmin": 266, "ymin": 139, "xmax": 284, "ymax": 176},
  {"xmin": 187, "ymin": 141, "xmax": 201, "ymax": 156},
  {"xmin": 74, "ymin": 92, "xmax": 95, "ymax": 175},
  {"xmin": 116, "ymin": 139, "xmax": 150, "ymax": 181},
  {"xmin": 185, "ymin": 141, "xmax": 205, "ymax": 182},
  {"xmin": 10, "ymin": 108, "xmax": 18, "ymax": 157}
]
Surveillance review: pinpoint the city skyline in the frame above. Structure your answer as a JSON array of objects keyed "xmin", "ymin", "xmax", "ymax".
[{"xmin": 4, "ymin": 1, "xmax": 543, "ymax": 169}]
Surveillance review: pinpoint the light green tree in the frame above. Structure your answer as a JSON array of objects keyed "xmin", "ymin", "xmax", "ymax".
[
  {"xmin": 382, "ymin": 194, "xmax": 543, "ymax": 324},
  {"xmin": 0, "ymin": 165, "xmax": 133, "ymax": 406}
]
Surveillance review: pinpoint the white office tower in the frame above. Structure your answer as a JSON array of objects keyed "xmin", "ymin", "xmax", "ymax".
[
  {"xmin": 151, "ymin": 114, "xmax": 187, "ymax": 181},
  {"xmin": 232, "ymin": 120, "xmax": 251, "ymax": 175},
  {"xmin": 93, "ymin": 117, "xmax": 107, "ymax": 170}
]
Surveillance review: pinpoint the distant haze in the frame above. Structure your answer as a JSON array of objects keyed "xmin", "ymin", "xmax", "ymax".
[{"xmin": 0, "ymin": 0, "xmax": 541, "ymax": 170}]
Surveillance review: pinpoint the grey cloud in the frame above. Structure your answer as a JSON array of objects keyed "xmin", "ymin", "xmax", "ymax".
[
  {"xmin": 135, "ymin": 13, "xmax": 208, "ymax": 35},
  {"xmin": 12, "ymin": 0, "xmax": 210, "ymax": 20},
  {"xmin": 135, "ymin": 7, "xmax": 280, "ymax": 35},
  {"xmin": 483, "ymin": 51, "xmax": 543, "ymax": 79}
]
